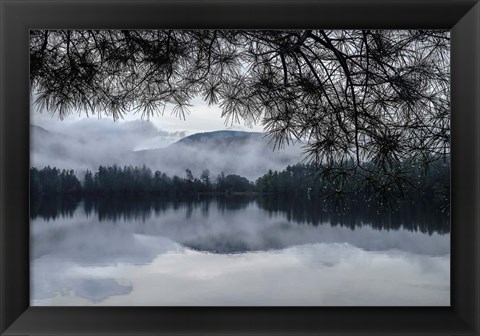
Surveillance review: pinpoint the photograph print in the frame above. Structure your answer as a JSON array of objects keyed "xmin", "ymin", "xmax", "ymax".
[{"xmin": 29, "ymin": 30, "xmax": 450, "ymax": 306}]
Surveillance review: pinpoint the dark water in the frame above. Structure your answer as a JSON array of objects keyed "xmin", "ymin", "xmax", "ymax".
[{"xmin": 30, "ymin": 195, "xmax": 450, "ymax": 306}]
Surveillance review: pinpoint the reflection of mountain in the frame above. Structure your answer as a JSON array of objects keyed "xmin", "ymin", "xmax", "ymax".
[
  {"xmin": 31, "ymin": 194, "xmax": 450, "ymax": 235},
  {"xmin": 31, "ymin": 194, "xmax": 450, "ymax": 256},
  {"xmin": 133, "ymin": 130, "xmax": 303, "ymax": 179},
  {"xmin": 30, "ymin": 193, "xmax": 450, "ymax": 304},
  {"xmin": 31, "ymin": 125, "xmax": 303, "ymax": 180}
]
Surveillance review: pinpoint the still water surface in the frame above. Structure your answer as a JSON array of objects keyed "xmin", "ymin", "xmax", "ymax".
[{"xmin": 30, "ymin": 195, "xmax": 450, "ymax": 306}]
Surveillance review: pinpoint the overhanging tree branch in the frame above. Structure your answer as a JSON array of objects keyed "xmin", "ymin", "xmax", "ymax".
[{"xmin": 29, "ymin": 29, "xmax": 451, "ymax": 196}]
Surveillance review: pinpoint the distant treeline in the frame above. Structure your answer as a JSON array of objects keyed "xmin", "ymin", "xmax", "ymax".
[
  {"xmin": 30, "ymin": 165, "xmax": 254, "ymax": 196},
  {"xmin": 30, "ymin": 160, "xmax": 449, "ymax": 204},
  {"xmin": 256, "ymin": 159, "xmax": 450, "ymax": 204}
]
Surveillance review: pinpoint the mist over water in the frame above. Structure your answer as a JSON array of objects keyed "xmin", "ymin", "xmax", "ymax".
[{"xmin": 31, "ymin": 195, "xmax": 450, "ymax": 306}]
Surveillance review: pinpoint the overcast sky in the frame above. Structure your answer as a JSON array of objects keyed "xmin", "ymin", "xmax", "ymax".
[{"xmin": 30, "ymin": 95, "xmax": 305, "ymax": 177}]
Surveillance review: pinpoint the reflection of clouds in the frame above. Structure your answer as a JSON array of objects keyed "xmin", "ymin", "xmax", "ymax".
[
  {"xmin": 31, "ymin": 200, "xmax": 449, "ymax": 268},
  {"xmin": 33, "ymin": 243, "xmax": 450, "ymax": 306},
  {"xmin": 128, "ymin": 205, "xmax": 449, "ymax": 255},
  {"xmin": 32, "ymin": 214, "xmax": 184, "ymax": 266},
  {"xmin": 74, "ymin": 279, "xmax": 132, "ymax": 303},
  {"xmin": 31, "ymin": 256, "xmax": 133, "ymax": 304},
  {"xmin": 30, "ymin": 200, "xmax": 450, "ymax": 306}
]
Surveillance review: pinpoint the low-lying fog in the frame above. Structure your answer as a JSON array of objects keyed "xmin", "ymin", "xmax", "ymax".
[{"xmin": 30, "ymin": 118, "xmax": 304, "ymax": 180}]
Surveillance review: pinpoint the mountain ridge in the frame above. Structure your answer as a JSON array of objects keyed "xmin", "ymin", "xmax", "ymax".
[
  {"xmin": 31, "ymin": 125, "xmax": 303, "ymax": 180},
  {"xmin": 134, "ymin": 130, "xmax": 268, "ymax": 154}
]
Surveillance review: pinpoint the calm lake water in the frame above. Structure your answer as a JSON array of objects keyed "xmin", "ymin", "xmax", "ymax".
[{"xmin": 30, "ymin": 195, "xmax": 450, "ymax": 306}]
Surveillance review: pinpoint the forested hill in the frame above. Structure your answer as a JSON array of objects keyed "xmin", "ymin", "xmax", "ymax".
[
  {"xmin": 132, "ymin": 130, "xmax": 303, "ymax": 179},
  {"xmin": 172, "ymin": 130, "xmax": 265, "ymax": 146},
  {"xmin": 31, "ymin": 125, "xmax": 303, "ymax": 180},
  {"xmin": 133, "ymin": 130, "xmax": 268, "ymax": 157}
]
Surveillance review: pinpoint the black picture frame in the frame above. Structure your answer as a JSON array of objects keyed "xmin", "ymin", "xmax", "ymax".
[{"xmin": 1, "ymin": 0, "xmax": 479, "ymax": 335}]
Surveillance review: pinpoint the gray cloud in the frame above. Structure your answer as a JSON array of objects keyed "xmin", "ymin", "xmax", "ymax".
[{"xmin": 30, "ymin": 118, "xmax": 305, "ymax": 180}]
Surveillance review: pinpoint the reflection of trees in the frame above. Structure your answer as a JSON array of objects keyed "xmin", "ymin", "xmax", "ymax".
[
  {"xmin": 84, "ymin": 195, "xmax": 170, "ymax": 222},
  {"xmin": 30, "ymin": 194, "xmax": 81, "ymax": 220},
  {"xmin": 31, "ymin": 194, "xmax": 448, "ymax": 235},
  {"xmin": 87, "ymin": 195, "xmax": 254, "ymax": 221},
  {"xmin": 256, "ymin": 195, "xmax": 449, "ymax": 235},
  {"xmin": 32, "ymin": 195, "xmax": 254, "ymax": 222},
  {"xmin": 216, "ymin": 195, "xmax": 255, "ymax": 213}
]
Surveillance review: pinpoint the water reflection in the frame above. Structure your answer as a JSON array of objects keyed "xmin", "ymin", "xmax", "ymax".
[
  {"xmin": 31, "ymin": 194, "xmax": 449, "ymax": 234},
  {"xmin": 30, "ymin": 195, "xmax": 450, "ymax": 306},
  {"xmin": 74, "ymin": 279, "xmax": 132, "ymax": 303}
]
